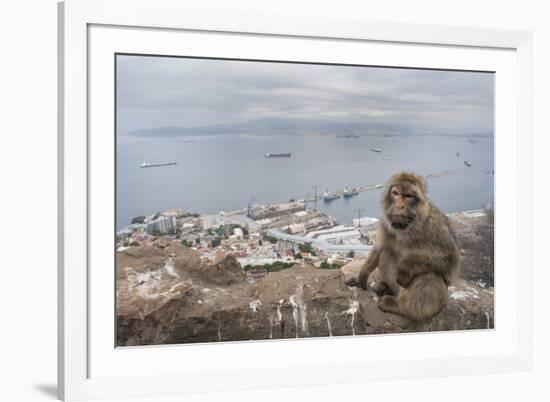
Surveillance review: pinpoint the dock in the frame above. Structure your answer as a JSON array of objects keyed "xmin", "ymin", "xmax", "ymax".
[
  {"xmin": 220, "ymin": 170, "xmax": 457, "ymax": 216},
  {"xmin": 301, "ymin": 171, "xmax": 455, "ymax": 203}
]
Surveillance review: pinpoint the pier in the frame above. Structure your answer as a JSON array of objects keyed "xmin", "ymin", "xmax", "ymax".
[
  {"xmin": 300, "ymin": 170, "xmax": 455, "ymax": 203},
  {"xmin": 219, "ymin": 170, "xmax": 457, "ymax": 216}
]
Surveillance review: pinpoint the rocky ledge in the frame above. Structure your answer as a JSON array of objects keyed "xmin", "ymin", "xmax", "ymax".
[{"xmin": 117, "ymin": 211, "xmax": 494, "ymax": 346}]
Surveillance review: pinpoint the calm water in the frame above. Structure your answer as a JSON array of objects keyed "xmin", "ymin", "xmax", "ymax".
[{"xmin": 116, "ymin": 135, "xmax": 494, "ymax": 230}]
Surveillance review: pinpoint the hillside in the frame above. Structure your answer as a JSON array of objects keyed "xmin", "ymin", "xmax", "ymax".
[{"xmin": 116, "ymin": 211, "xmax": 494, "ymax": 346}]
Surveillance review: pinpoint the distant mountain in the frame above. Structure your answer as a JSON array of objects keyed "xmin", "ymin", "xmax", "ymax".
[{"xmin": 126, "ymin": 117, "xmax": 493, "ymax": 138}]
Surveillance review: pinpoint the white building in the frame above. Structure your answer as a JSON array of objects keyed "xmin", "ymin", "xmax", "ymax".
[
  {"xmin": 306, "ymin": 225, "xmax": 354, "ymax": 238},
  {"xmin": 233, "ymin": 227, "xmax": 244, "ymax": 239},
  {"xmin": 306, "ymin": 224, "xmax": 362, "ymax": 244},
  {"xmin": 288, "ymin": 223, "xmax": 305, "ymax": 234},
  {"xmin": 182, "ymin": 222, "xmax": 195, "ymax": 231},
  {"xmin": 256, "ymin": 218, "xmax": 272, "ymax": 229},
  {"xmin": 161, "ymin": 208, "xmax": 183, "ymax": 217},
  {"xmin": 146, "ymin": 216, "xmax": 176, "ymax": 234},
  {"xmin": 352, "ymin": 216, "xmax": 379, "ymax": 228},
  {"xmin": 237, "ymin": 257, "xmax": 279, "ymax": 267},
  {"xmin": 317, "ymin": 230, "xmax": 361, "ymax": 244}
]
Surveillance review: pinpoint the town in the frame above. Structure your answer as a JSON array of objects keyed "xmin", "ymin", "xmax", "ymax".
[
  {"xmin": 116, "ymin": 200, "xmax": 379, "ymax": 279},
  {"xmin": 116, "ymin": 171, "xmax": 459, "ymax": 279}
]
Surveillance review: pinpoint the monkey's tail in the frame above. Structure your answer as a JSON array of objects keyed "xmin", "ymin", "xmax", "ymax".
[{"xmin": 397, "ymin": 273, "xmax": 448, "ymax": 321}]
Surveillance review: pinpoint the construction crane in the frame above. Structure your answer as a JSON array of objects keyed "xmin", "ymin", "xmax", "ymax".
[
  {"xmin": 355, "ymin": 209, "xmax": 364, "ymax": 227},
  {"xmin": 312, "ymin": 184, "xmax": 321, "ymax": 202},
  {"xmin": 247, "ymin": 196, "xmax": 255, "ymax": 218}
]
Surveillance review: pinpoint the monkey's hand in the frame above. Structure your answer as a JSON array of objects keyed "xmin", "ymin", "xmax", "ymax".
[
  {"xmin": 345, "ymin": 277, "xmax": 360, "ymax": 288},
  {"xmin": 345, "ymin": 270, "xmax": 369, "ymax": 289},
  {"xmin": 347, "ymin": 250, "xmax": 380, "ymax": 290},
  {"xmin": 345, "ymin": 275, "xmax": 368, "ymax": 289},
  {"xmin": 396, "ymin": 267, "xmax": 413, "ymax": 288}
]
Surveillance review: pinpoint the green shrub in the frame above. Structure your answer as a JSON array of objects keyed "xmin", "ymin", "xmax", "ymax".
[
  {"xmin": 319, "ymin": 261, "xmax": 331, "ymax": 269},
  {"xmin": 131, "ymin": 216, "xmax": 146, "ymax": 224},
  {"xmin": 257, "ymin": 261, "xmax": 293, "ymax": 272}
]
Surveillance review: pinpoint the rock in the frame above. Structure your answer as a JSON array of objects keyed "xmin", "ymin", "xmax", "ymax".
[
  {"xmin": 412, "ymin": 279, "xmax": 494, "ymax": 331},
  {"xmin": 117, "ymin": 261, "xmax": 492, "ymax": 345},
  {"xmin": 451, "ymin": 210, "xmax": 494, "ymax": 288},
  {"xmin": 340, "ymin": 259, "xmax": 364, "ymax": 284},
  {"xmin": 116, "ymin": 213, "xmax": 494, "ymax": 346},
  {"xmin": 116, "ymin": 242, "xmax": 198, "ymax": 320},
  {"xmin": 197, "ymin": 255, "xmax": 246, "ymax": 286}
]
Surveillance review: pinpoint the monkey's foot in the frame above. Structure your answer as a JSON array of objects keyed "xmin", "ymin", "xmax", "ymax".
[
  {"xmin": 373, "ymin": 281, "xmax": 391, "ymax": 296},
  {"xmin": 397, "ymin": 270, "xmax": 413, "ymax": 288},
  {"xmin": 378, "ymin": 295, "xmax": 400, "ymax": 315}
]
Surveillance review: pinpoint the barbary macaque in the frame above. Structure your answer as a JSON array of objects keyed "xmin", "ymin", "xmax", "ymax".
[{"xmin": 347, "ymin": 172, "xmax": 459, "ymax": 321}]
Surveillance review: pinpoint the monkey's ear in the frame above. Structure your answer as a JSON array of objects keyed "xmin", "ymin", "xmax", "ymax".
[
  {"xmin": 382, "ymin": 183, "xmax": 394, "ymax": 209},
  {"xmin": 403, "ymin": 172, "xmax": 428, "ymax": 196},
  {"xmin": 416, "ymin": 175, "xmax": 428, "ymax": 195}
]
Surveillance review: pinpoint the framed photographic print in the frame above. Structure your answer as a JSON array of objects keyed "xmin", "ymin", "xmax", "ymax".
[{"xmin": 58, "ymin": 0, "xmax": 533, "ymax": 400}]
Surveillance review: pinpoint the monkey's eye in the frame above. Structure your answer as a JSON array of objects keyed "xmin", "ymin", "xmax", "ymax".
[
  {"xmin": 391, "ymin": 190, "xmax": 399, "ymax": 196},
  {"xmin": 403, "ymin": 194, "xmax": 414, "ymax": 199}
]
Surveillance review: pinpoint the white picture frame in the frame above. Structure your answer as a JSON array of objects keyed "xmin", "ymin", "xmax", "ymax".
[{"xmin": 58, "ymin": 0, "xmax": 533, "ymax": 400}]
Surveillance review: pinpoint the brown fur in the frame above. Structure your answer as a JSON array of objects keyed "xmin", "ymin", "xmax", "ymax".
[{"xmin": 348, "ymin": 172, "xmax": 459, "ymax": 321}]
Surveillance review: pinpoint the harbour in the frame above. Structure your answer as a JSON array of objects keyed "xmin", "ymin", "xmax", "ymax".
[{"xmin": 118, "ymin": 134, "xmax": 494, "ymax": 230}]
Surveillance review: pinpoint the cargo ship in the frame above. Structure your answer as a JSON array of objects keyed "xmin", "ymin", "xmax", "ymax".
[
  {"xmin": 323, "ymin": 190, "xmax": 341, "ymax": 201},
  {"xmin": 140, "ymin": 161, "xmax": 177, "ymax": 168},
  {"xmin": 343, "ymin": 186, "xmax": 359, "ymax": 197},
  {"xmin": 265, "ymin": 152, "xmax": 291, "ymax": 158},
  {"xmin": 336, "ymin": 134, "xmax": 359, "ymax": 138}
]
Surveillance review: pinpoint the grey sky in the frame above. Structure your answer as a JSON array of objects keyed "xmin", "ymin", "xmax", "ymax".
[{"xmin": 116, "ymin": 55, "xmax": 494, "ymax": 137}]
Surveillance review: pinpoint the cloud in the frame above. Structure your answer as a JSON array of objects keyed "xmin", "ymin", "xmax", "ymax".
[{"xmin": 116, "ymin": 55, "xmax": 494, "ymax": 137}]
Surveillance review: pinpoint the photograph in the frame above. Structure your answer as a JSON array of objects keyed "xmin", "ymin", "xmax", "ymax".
[
  {"xmin": 115, "ymin": 55, "xmax": 495, "ymax": 346},
  {"xmin": 3, "ymin": 0, "xmax": 544, "ymax": 400}
]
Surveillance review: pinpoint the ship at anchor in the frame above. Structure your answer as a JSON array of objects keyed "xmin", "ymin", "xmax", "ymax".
[
  {"xmin": 265, "ymin": 152, "xmax": 291, "ymax": 158},
  {"xmin": 140, "ymin": 161, "xmax": 177, "ymax": 168}
]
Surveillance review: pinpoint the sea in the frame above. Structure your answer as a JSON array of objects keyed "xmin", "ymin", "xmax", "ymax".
[{"xmin": 116, "ymin": 134, "xmax": 494, "ymax": 230}]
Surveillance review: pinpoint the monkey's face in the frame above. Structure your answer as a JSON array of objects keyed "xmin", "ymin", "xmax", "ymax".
[{"xmin": 386, "ymin": 185, "xmax": 419, "ymax": 231}]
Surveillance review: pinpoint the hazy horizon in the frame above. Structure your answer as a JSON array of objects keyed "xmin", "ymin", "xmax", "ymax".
[{"xmin": 116, "ymin": 55, "xmax": 494, "ymax": 139}]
